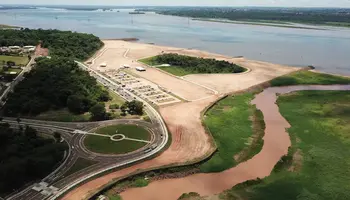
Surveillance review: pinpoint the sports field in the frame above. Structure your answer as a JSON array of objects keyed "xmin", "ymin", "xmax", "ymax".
[
  {"xmin": 84, "ymin": 125, "xmax": 151, "ymax": 154},
  {"xmin": 0, "ymin": 55, "xmax": 29, "ymax": 66}
]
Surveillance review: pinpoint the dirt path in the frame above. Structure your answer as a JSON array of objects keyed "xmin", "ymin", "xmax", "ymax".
[{"xmin": 120, "ymin": 85, "xmax": 350, "ymax": 200}]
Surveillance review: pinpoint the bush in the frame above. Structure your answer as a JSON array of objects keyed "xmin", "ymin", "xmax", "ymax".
[{"xmin": 109, "ymin": 104, "xmax": 119, "ymax": 110}]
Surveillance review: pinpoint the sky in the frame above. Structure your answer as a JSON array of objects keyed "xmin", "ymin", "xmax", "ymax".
[{"xmin": 1, "ymin": 0, "xmax": 350, "ymax": 7}]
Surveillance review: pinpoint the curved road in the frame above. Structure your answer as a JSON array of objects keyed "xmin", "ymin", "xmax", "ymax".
[
  {"xmin": 4, "ymin": 118, "xmax": 161, "ymax": 200},
  {"xmin": 4, "ymin": 60, "xmax": 169, "ymax": 200}
]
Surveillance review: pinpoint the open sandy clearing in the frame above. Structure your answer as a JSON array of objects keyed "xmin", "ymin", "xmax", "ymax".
[
  {"xmin": 87, "ymin": 40, "xmax": 215, "ymax": 101},
  {"xmin": 61, "ymin": 41, "xmax": 298, "ymax": 200}
]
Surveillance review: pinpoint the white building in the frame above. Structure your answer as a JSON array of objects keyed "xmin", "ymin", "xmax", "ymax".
[
  {"xmin": 23, "ymin": 45, "xmax": 36, "ymax": 53},
  {"xmin": 136, "ymin": 66, "xmax": 146, "ymax": 71}
]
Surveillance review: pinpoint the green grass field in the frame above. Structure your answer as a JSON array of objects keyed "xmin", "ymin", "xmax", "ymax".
[
  {"xmin": 139, "ymin": 57, "xmax": 194, "ymax": 76},
  {"xmin": 224, "ymin": 91, "xmax": 350, "ymax": 200},
  {"xmin": 270, "ymin": 71, "xmax": 350, "ymax": 86},
  {"xmin": 157, "ymin": 66, "xmax": 193, "ymax": 76},
  {"xmin": 63, "ymin": 157, "xmax": 97, "ymax": 177},
  {"xmin": 201, "ymin": 93, "xmax": 265, "ymax": 173},
  {"xmin": 0, "ymin": 55, "xmax": 29, "ymax": 66},
  {"xmin": 84, "ymin": 125, "xmax": 151, "ymax": 154}
]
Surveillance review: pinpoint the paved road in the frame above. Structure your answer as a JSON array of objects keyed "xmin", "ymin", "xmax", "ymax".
[
  {"xmin": 0, "ymin": 57, "xmax": 34, "ymax": 104},
  {"xmin": 4, "ymin": 118, "xmax": 160, "ymax": 200},
  {"xmin": 4, "ymin": 61, "xmax": 169, "ymax": 200}
]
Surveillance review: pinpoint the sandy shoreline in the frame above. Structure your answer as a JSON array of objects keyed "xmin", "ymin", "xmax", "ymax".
[{"xmin": 62, "ymin": 40, "xmax": 298, "ymax": 200}]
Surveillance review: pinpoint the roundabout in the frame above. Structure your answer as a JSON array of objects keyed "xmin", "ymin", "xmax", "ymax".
[
  {"xmin": 110, "ymin": 134, "xmax": 125, "ymax": 141},
  {"xmin": 83, "ymin": 124, "xmax": 154, "ymax": 155}
]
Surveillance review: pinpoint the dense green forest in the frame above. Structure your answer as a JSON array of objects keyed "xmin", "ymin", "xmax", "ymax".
[
  {"xmin": 138, "ymin": 8, "xmax": 350, "ymax": 26},
  {"xmin": 0, "ymin": 123, "xmax": 66, "ymax": 195},
  {"xmin": 0, "ymin": 29, "xmax": 103, "ymax": 60},
  {"xmin": 3, "ymin": 57, "xmax": 110, "ymax": 116},
  {"xmin": 143, "ymin": 53, "xmax": 245, "ymax": 74}
]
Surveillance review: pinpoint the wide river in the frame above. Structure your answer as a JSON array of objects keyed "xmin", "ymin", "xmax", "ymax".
[{"xmin": 1, "ymin": 8, "xmax": 350, "ymax": 75}]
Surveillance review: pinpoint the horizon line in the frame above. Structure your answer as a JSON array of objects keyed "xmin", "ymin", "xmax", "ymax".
[{"xmin": 1, "ymin": 4, "xmax": 350, "ymax": 9}]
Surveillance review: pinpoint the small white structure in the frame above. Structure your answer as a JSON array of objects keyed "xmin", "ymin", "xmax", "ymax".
[
  {"xmin": 123, "ymin": 64, "xmax": 130, "ymax": 68},
  {"xmin": 136, "ymin": 66, "xmax": 146, "ymax": 72},
  {"xmin": 23, "ymin": 45, "xmax": 36, "ymax": 53},
  {"xmin": 100, "ymin": 62, "xmax": 107, "ymax": 67}
]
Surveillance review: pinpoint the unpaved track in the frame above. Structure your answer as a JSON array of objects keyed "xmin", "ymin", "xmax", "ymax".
[
  {"xmin": 61, "ymin": 41, "xmax": 298, "ymax": 200},
  {"xmin": 120, "ymin": 85, "xmax": 350, "ymax": 200}
]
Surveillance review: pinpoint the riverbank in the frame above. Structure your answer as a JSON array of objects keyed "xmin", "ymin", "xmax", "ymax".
[
  {"xmin": 192, "ymin": 18, "xmax": 327, "ymax": 30},
  {"xmin": 118, "ymin": 71, "xmax": 350, "ymax": 200}
]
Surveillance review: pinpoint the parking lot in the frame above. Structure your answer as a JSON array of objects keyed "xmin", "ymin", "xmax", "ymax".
[{"xmin": 105, "ymin": 70, "xmax": 181, "ymax": 106}]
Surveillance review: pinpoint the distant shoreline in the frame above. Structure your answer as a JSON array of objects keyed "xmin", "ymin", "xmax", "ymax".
[
  {"xmin": 0, "ymin": 24, "xmax": 21, "ymax": 29},
  {"xmin": 192, "ymin": 18, "xmax": 328, "ymax": 30}
]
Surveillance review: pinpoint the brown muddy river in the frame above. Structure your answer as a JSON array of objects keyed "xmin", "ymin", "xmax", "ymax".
[{"xmin": 120, "ymin": 85, "xmax": 350, "ymax": 200}]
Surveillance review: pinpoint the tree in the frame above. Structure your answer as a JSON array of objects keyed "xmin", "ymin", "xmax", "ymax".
[
  {"xmin": 109, "ymin": 104, "xmax": 119, "ymax": 110},
  {"xmin": 67, "ymin": 95, "xmax": 85, "ymax": 114},
  {"xmin": 89, "ymin": 103, "xmax": 107, "ymax": 121},
  {"xmin": 125, "ymin": 100, "xmax": 144, "ymax": 115},
  {"xmin": 16, "ymin": 117, "xmax": 21, "ymax": 124},
  {"xmin": 24, "ymin": 125, "xmax": 37, "ymax": 139},
  {"xmin": 53, "ymin": 132, "xmax": 61, "ymax": 142},
  {"xmin": 6, "ymin": 61, "xmax": 15, "ymax": 67}
]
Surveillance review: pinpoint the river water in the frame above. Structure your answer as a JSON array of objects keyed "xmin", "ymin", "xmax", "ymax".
[
  {"xmin": 120, "ymin": 84, "xmax": 350, "ymax": 200},
  {"xmin": 1, "ymin": 8, "xmax": 350, "ymax": 75}
]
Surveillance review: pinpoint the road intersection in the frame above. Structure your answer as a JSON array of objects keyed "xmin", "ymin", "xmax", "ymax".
[{"xmin": 3, "ymin": 60, "xmax": 169, "ymax": 200}]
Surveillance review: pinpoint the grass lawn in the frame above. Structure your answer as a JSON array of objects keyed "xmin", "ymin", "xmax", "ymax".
[
  {"xmin": 63, "ymin": 157, "xmax": 97, "ymax": 177},
  {"xmin": 157, "ymin": 66, "xmax": 193, "ymax": 76},
  {"xmin": 95, "ymin": 124, "xmax": 151, "ymax": 140},
  {"xmin": 139, "ymin": 55, "xmax": 245, "ymax": 77},
  {"xmin": 224, "ymin": 91, "xmax": 350, "ymax": 200},
  {"xmin": 139, "ymin": 57, "xmax": 194, "ymax": 76},
  {"xmin": 201, "ymin": 93, "xmax": 265, "ymax": 173},
  {"xmin": 33, "ymin": 109, "xmax": 91, "ymax": 122},
  {"xmin": 270, "ymin": 71, "xmax": 350, "ymax": 87},
  {"xmin": 0, "ymin": 55, "xmax": 29, "ymax": 66},
  {"xmin": 84, "ymin": 125, "xmax": 151, "ymax": 154}
]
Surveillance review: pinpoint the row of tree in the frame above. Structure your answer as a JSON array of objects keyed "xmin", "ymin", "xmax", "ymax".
[
  {"xmin": 0, "ymin": 123, "xmax": 66, "ymax": 195},
  {"xmin": 3, "ymin": 57, "xmax": 110, "ymax": 116},
  {"xmin": 153, "ymin": 53, "xmax": 245, "ymax": 74},
  {"xmin": 0, "ymin": 28, "xmax": 103, "ymax": 60}
]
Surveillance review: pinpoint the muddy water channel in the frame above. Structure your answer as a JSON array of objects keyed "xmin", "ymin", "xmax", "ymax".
[{"xmin": 120, "ymin": 85, "xmax": 350, "ymax": 200}]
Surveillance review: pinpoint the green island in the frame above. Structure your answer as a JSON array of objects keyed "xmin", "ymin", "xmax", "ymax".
[
  {"xmin": 62, "ymin": 157, "xmax": 98, "ymax": 177},
  {"xmin": 0, "ymin": 123, "xmax": 67, "ymax": 196},
  {"xmin": 139, "ymin": 53, "xmax": 246, "ymax": 76},
  {"xmin": 201, "ymin": 93, "xmax": 264, "ymax": 173},
  {"xmin": 84, "ymin": 124, "xmax": 151, "ymax": 154}
]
